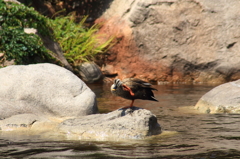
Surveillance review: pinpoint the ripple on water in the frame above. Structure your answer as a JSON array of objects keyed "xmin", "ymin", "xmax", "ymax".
[{"xmin": 1, "ymin": 84, "xmax": 240, "ymax": 158}]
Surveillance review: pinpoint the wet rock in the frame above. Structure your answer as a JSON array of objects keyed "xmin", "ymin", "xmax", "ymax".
[
  {"xmin": 0, "ymin": 63, "xmax": 98, "ymax": 119},
  {"xmin": 195, "ymin": 80, "xmax": 240, "ymax": 114},
  {"xmin": 58, "ymin": 107, "xmax": 161, "ymax": 140},
  {"xmin": 97, "ymin": 0, "xmax": 240, "ymax": 83},
  {"xmin": 0, "ymin": 114, "xmax": 41, "ymax": 131},
  {"xmin": 77, "ymin": 62, "xmax": 104, "ymax": 83}
]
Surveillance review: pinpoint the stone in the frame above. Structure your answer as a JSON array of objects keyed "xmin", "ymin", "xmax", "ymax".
[
  {"xmin": 0, "ymin": 114, "xmax": 41, "ymax": 131},
  {"xmin": 101, "ymin": 64, "xmax": 118, "ymax": 76},
  {"xmin": 96, "ymin": 0, "xmax": 240, "ymax": 83},
  {"xmin": 58, "ymin": 107, "xmax": 161, "ymax": 140},
  {"xmin": 24, "ymin": 28, "xmax": 37, "ymax": 34},
  {"xmin": 0, "ymin": 63, "xmax": 98, "ymax": 119},
  {"xmin": 77, "ymin": 62, "xmax": 104, "ymax": 83},
  {"xmin": 0, "ymin": 107, "xmax": 161, "ymax": 141},
  {"xmin": 194, "ymin": 79, "xmax": 240, "ymax": 114}
]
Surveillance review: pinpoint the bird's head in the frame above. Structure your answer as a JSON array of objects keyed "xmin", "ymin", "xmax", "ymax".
[{"xmin": 111, "ymin": 79, "xmax": 122, "ymax": 91}]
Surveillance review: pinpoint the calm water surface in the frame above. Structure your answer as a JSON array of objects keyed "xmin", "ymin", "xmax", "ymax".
[{"xmin": 1, "ymin": 83, "xmax": 240, "ymax": 158}]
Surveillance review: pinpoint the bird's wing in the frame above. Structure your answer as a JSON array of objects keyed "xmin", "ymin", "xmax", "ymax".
[
  {"xmin": 130, "ymin": 78, "xmax": 152, "ymax": 87},
  {"xmin": 122, "ymin": 78, "xmax": 153, "ymax": 90}
]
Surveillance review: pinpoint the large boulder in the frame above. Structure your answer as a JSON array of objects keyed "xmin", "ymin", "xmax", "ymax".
[
  {"xmin": 0, "ymin": 63, "xmax": 98, "ymax": 119},
  {"xmin": 194, "ymin": 79, "xmax": 240, "ymax": 113},
  {"xmin": 96, "ymin": 0, "xmax": 240, "ymax": 83},
  {"xmin": 58, "ymin": 107, "xmax": 161, "ymax": 140}
]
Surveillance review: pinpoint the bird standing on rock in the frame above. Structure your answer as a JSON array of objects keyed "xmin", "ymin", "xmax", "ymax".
[{"xmin": 111, "ymin": 78, "xmax": 158, "ymax": 109}]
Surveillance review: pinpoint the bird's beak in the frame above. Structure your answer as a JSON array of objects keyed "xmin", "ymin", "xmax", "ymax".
[{"xmin": 111, "ymin": 84, "xmax": 117, "ymax": 91}]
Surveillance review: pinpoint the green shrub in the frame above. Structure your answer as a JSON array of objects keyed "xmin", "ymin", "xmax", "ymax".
[
  {"xmin": 0, "ymin": 1, "xmax": 114, "ymax": 66},
  {"xmin": 0, "ymin": 27, "xmax": 51, "ymax": 64},
  {"xmin": 48, "ymin": 14, "xmax": 114, "ymax": 66},
  {"xmin": 0, "ymin": 1, "xmax": 53, "ymax": 64}
]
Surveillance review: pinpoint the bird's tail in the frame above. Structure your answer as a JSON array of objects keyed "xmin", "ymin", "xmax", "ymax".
[
  {"xmin": 151, "ymin": 96, "xmax": 159, "ymax": 102},
  {"xmin": 151, "ymin": 88, "xmax": 158, "ymax": 91}
]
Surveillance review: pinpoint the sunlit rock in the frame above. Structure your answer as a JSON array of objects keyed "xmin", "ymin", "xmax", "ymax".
[
  {"xmin": 58, "ymin": 107, "xmax": 161, "ymax": 140},
  {"xmin": 0, "ymin": 64, "xmax": 161, "ymax": 140},
  {"xmin": 0, "ymin": 114, "xmax": 42, "ymax": 131},
  {"xmin": 0, "ymin": 63, "xmax": 98, "ymax": 119},
  {"xmin": 195, "ymin": 80, "xmax": 240, "ymax": 113},
  {"xmin": 96, "ymin": 0, "xmax": 240, "ymax": 83}
]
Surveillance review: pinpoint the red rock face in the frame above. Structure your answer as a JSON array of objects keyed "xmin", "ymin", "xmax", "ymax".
[
  {"xmin": 96, "ymin": 17, "xmax": 166, "ymax": 82},
  {"xmin": 96, "ymin": 17, "xmax": 212, "ymax": 83},
  {"xmin": 96, "ymin": 17, "xmax": 198, "ymax": 83},
  {"xmin": 95, "ymin": 0, "xmax": 240, "ymax": 84}
]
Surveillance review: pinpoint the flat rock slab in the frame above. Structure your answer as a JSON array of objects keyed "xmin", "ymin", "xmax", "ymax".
[
  {"xmin": 0, "ymin": 114, "xmax": 41, "ymax": 131},
  {"xmin": 195, "ymin": 79, "xmax": 240, "ymax": 113},
  {"xmin": 0, "ymin": 107, "xmax": 161, "ymax": 141},
  {"xmin": 58, "ymin": 107, "xmax": 161, "ymax": 140}
]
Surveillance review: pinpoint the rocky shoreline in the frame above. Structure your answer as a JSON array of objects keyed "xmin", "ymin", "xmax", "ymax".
[{"xmin": 0, "ymin": 64, "xmax": 161, "ymax": 141}]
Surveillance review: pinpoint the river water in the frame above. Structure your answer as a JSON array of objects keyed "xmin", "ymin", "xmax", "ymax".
[{"xmin": 1, "ymin": 83, "xmax": 240, "ymax": 158}]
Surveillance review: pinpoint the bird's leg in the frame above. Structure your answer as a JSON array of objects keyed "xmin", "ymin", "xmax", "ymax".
[
  {"xmin": 122, "ymin": 84, "xmax": 135, "ymax": 96},
  {"xmin": 121, "ymin": 99, "xmax": 134, "ymax": 109},
  {"xmin": 130, "ymin": 99, "xmax": 134, "ymax": 107}
]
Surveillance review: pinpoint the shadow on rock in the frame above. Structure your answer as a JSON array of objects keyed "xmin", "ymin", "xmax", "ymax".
[{"xmin": 119, "ymin": 106, "xmax": 143, "ymax": 116}]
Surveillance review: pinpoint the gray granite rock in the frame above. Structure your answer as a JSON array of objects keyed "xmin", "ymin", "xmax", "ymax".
[
  {"xmin": 99, "ymin": 0, "xmax": 240, "ymax": 83},
  {"xmin": 58, "ymin": 107, "xmax": 161, "ymax": 140},
  {"xmin": 0, "ymin": 63, "xmax": 98, "ymax": 119},
  {"xmin": 0, "ymin": 114, "xmax": 41, "ymax": 131},
  {"xmin": 195, "ymin": 79, "xmax": 240, "ymax": 113}
]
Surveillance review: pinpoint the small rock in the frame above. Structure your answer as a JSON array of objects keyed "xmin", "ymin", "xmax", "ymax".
[
  {"xmin": 101, "ymin": 64, "xmax": 118, "ymax": 76},
  {"xmin": 77, "ymin": 62, "xmax": 104, "ymax": 83},
  {"xmin": 24, "ymin": 28, "xmax": 37, "ymax": 34}
]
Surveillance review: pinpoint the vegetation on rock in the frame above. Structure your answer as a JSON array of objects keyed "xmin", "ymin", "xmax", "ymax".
[
  {"xmin": 0, "ymin": 1, "xmax": 113, "ymax": 67},
  {"xmin": 0, "ymin": 1, "xmax": 53, "ymax": 64}
]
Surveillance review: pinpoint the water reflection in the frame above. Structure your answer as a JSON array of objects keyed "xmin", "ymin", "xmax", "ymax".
[{"xmin": 1, "ymin": 83, "xmax": 240, "ymax": 158}]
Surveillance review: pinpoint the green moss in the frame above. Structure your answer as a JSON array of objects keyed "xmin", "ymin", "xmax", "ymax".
[{"xmin": 0, "ymin": 1, "xmax": 53, "ymax": 64}]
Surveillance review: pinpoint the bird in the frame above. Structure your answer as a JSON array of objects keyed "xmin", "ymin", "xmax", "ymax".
[{"xmin": 111, "ymin": 78, "xmax": 158, "ymax": 109}]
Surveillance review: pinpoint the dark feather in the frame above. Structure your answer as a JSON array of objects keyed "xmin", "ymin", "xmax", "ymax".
[{"xmin": 111, "ymin": 78, "xmax": 158, "ymax": 102}]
